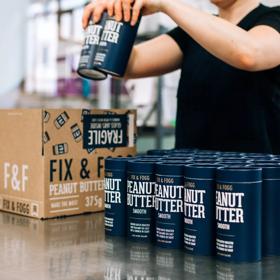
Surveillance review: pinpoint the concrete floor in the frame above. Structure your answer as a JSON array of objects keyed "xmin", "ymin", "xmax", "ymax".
[{"xmin": 0, "ymin": 212, "xmax": 279, "ymax": 280}]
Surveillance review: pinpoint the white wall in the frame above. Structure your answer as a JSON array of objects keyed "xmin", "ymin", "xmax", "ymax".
[
  {"xmin": 263, "ymin": 0, "xmax": 280, "ymax": 5},
  {"xmin": 0, "ymin": 1, "xmax": 29, "ymax": 97}
]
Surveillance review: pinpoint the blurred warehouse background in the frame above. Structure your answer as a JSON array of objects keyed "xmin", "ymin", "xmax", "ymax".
[{"xmin": 0, "ymin": 0, "xmax": 279, "ymax": 151}]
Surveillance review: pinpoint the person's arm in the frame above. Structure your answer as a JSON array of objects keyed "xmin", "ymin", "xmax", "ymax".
[
  {"xmin": 160, "ymin": 0, "xmax": 280, "ymax": 71},
  {"xmin": 114, "ymin": 0, "xmax": 280, "ymax": 72},
  {"xmin": 125, "ymin": 34, "xmax": 183, "ymax": 79}
]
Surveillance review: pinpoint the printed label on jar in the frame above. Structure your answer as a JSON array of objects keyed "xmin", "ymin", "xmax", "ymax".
[
  {"xmin": 215, "ymin": 181, "xmax": 261, "ymax": 262},
  {"xmin": 127, "ymin": 173, "xmax": 155, "ymax": 242},
  {"xmin": 155, "ymin": 175, "xmax": 184, "ymax": 249},
  {"xmin": 104, "ymin": 170, "xmax": 127, "ymax": 236},
  {"xmin": 184, "ymin": 178, "xmax": 215, "ymax": 256}
]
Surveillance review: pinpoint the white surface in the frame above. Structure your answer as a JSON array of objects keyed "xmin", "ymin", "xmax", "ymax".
[
  {"xmin": 98, "ymin": 79, "xmax": 111, "ymax": 109},
  {"xmin": 263, "ymin": 0, "xmax": 280, "ymax": 5},
  {"xmin": 126, "ymin": 78, "xmax": 157, "ymax": 127},
  {"xmin": 0, "ymin": 1, "xmax": 29, "ymax": 96},
  {"xmin": 33, "ymin": 14, "xmax": 58, "ymax": 96}
]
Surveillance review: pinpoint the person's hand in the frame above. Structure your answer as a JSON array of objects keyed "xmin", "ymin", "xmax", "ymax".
[
  {"xmin": 82, "ymin": 0, "xmax": 163, "ymax": 28},
  {"xmin": 117, "ymin": 0, "xmax": 162, "ymax": 25},
  {"xmin": 82, "ymin": 0, "xmax": 111, "ymax": 28}
]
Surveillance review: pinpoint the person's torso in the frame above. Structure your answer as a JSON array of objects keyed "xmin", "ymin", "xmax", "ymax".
[{"xmin": 176, "ymin": 4, "xmax": 280, "ymax": 154}]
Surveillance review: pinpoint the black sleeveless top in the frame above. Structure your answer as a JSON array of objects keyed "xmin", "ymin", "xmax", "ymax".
[{"xmin": 168, "ymin": 4, "xmax": 280, "ymax": 154}]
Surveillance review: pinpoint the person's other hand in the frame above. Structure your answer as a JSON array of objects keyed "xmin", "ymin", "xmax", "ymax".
[
  {"xmin": 117, "ymin": 0, "xmax": 162, "ymax": 25},
  {"xmin": 82, "ymin": 0, "xmax": 163, "ymax": 29},
  {"xmin": 82, "ymin": 0, "xmax": 111, "ymax": 28}
]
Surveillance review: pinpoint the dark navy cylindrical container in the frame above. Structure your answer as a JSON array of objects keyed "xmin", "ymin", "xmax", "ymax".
[
  {"xmin": 146, "ymin": 149, "xmax": 172, "ymax": 156},
  {"xmin": 218, "ymin": 159, "xmax": 251, "ymax": 163},
  {"xmin": 93, "ymin": 13, "xmax": 141, "ymax": 77},
  {"xmin": 220, "ymin": 152, "xmax": 245, "ymax": 157},
  {"xmin": 164, "ymin": 155, "xmax": 193, "ymax": 159},
  {"xmin": 104, "ymin": 157, "xmax": 131, "ymax": 236},
  {"xmin": 193, "ymin": 159, "xmax": 219, "ymax": 164},
  {"xmin": 217, "ymin": 160, "xmax": 252, "ymax": 167},
  {"xmin": 163, "ymin": 157, "xmax": 193, "ymax": 162},
  {"xmin": 164, "ymin": 153, "xmax": 194, "ymax": 158},
  {"xmin": 216, "ymin": 167, "xmax": 262, "ymax": 262},
  {"xmin": 196, "ymin": 150, "xmax": 219, "ymax": 155},
  {"xmin": 184, "ymin": 164, "xmax": 221, "ymax": 256},
  {"xmin": 134, "ymin": 157, "xmax": 162, "ymax": 162},
  {"xmin": 217, "ymin": 156, "xmax": 246, "ymax": 161},
  {"xmin": 127, "ymin": 160, "xmax": 155, "ymax": 242},
  {"xmin": 272, "ymin": 156, "xmax": 280, "ymax": 161},
  {"xmin": 136, "ymin": 155, "xmax": 160, "ymax": 159},
  {"xmin": 77, "ymin": 17, "xmax": 107, "ymax": 80},
  {"xmin": 254, "ymin": 163, "xmax": 280, "ymax": 256},
  {"xmin": 251, "ymin": 160, "xmax": 275, "ymax": 164},
  {"xmin": 172, "ymin": 148, "xmax": 198, "ymax": 154},
  {"xmin": 171, "ymin": 150, "xmax": 196, "ymax": 157},
  {"xmin": 245, "ymin": 155, "xmax": 274, "ymax": 161},
  {"xmin": 155, "ymin": 162, "xmax": 185, "ymax": 249},
  {"xmin": 194, "ymin": 155, "xmax": 219, "ymax": 159},
  {"xmin": 247, "ymin": 153, "xmax": 273, "ymax": 156}
]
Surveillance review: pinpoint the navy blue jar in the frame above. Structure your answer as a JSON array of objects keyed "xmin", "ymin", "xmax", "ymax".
[
  {"xmin": 184, "ymin": 164, "xmax": 220, "ymax": 256},
  {"xmin": 136, "ymin": 155, "xmax": 160, "ymax": 159},
  {"xmin": 196, "ymin": 150, "xmax": 220, "ymax": 155},
  {"xmin": 253, "ymin": 159, "xmax": 276, "ymax": 164},
  {"xmin": 217, "ymin": 161, "xmax": 252, "ymax": 167},
  {"xmin": 155, "ymin": 162, "xmax": 185, "ymax": 249},
  {"xmin": 127, "ymin": 160, "xmax": 156, "ymax": 242},
  {"xmin": 104, "ymin": 157, "xmax": 131, "ymax": 236},
  {"xmin": 171, "ymin": 148, "xmax": 198, "ymax": 154},
  {"xmin": 220, "ymin": 152, "xmax": 245, "ymax": 157},
  {"xmin": 193, "ymin": 159, "xmax": 219, "ymax": 164},
  {"xmin": 245, "ymin": 155, "xmax": 274, "ymax": 161},
  {"xmin": 147, "ymin": 149, "xmax": 171, "ymax": 156},
  {"xmin": 77, "ymin": 17, "xmax": 107, "ymax": 80},
  {"xmin": 216, "ymin": 167, "xmax": 262, "ymax": 262},
  {"xmin": 194, "ymin": 154, "xmax": 219, "ymax": 159},
  {"xmin": 93, "ymin": 13, "xmax": 141, "ymax": 77},
  {"xmin": 217, "ymin": 157, "xmax": 246, "ymax": 161},
  {"xmin": 272, "ymin": 156, "xmax": 280, "ymax": 161},
  {"xmin": 163, "ymin": 157, "xmax": 193, "ymax": 163},
  {"xmin": 254, "ymin": 163, "xmax": 280, "ymax": 256}
]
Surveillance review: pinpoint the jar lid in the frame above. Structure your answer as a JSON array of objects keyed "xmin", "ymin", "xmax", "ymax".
[
  {"xmin": 105, "ymin": 157, "xmax": 133, "ymax": 170},
  {"xmin": 185, "ymin": 163, "xmax": 222, "ymax": 179},
  {"xmin": 146, "ymin": 149, "xmax": 171, "ymax": 156},
  {"xmin": 127, "ymin": 160, "xmax": 156, "ymax": 173},
  {"xmin": 217, "ymin": 167, "xmax": 262, "ymax": 183},
  {"xmin": 155, "ymin": 162, "xmax": 185, "ymax": 176},
  {"xmin": 252, "ymin": 163, "xmax": 280, "ymax": 179}
]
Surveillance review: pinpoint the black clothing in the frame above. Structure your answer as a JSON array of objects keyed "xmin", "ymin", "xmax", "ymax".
[{"xmin": 167, "ymin": 4, "xmax": 280, "ymax": 154}]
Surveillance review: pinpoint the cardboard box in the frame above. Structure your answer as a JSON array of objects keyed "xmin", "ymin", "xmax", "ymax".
[{"xmin": 0, "ymin": 109, "xmax": 136, "ymax": 218}]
